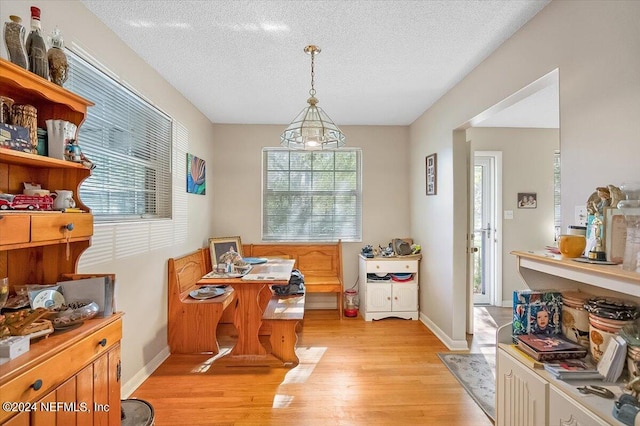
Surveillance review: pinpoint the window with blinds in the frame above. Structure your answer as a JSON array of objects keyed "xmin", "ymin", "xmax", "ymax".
[
  {"xmin": 262, "ymin": 148, "xmax": 362, "ymax": 242},
  {"xmin": 64, "ymin": 50, "xmax": 172, "ymax": 221}
]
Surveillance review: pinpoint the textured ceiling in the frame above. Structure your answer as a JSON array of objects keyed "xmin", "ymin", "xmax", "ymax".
[{"xmin": 81, "ymin": 0, "xmax": 552, "ymax": 127}]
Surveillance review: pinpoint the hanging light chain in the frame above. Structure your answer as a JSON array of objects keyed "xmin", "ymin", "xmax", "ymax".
[{"xmin": 309, "ymin": 48, "xmax": 316, "ymax": 97}]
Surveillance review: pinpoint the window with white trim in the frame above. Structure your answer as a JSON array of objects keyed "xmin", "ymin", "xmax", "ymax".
[
  {"xmin": 262, "ymin": 148, "xmax": 362, "ymax": 242},
  {"xmin": 65, "ymin": 50, "xmax": 172, "ymax": 221}
]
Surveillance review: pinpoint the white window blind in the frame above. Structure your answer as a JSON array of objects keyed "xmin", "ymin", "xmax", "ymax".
[
  {"xmin": 65, "ymin": 50, "xmax": 172, "ymax": 220},
  {"xmin": 262, "ymin": 148, "xmax": 362, "ymax": 242}
]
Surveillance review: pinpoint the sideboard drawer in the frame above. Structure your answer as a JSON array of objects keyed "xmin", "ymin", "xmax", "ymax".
[
  {"xmin": 30, "ymin": 213, "xmax": 93, "ymax": 242},
  {"xmin": 0, "ymin": 214, "xmax": 30, "ymax": 244},
  {"xmin": 366, "ymin": 260, "xmax": 419, "ymax": 274},
  {"xmin": 0, "ymin": 318, "xmax": 121, "ymax": 407}
]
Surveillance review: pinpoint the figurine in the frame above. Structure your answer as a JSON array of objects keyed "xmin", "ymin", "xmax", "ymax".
[
  {"xmin": 586, "ymin": 184, "xmax": 624, "ymax": 215},
  {"xmin": 64, "ymin": 139, "xmax": 95, "ymax": 170}
]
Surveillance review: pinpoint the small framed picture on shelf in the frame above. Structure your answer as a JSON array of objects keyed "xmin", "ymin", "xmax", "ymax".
[
  {"xmin": 426, "ymin": 153, "xmax": 437, "ymax": 196},
  {"xmin": 517, "ymin": 192, "xmax": 537, "ymax": 209}
]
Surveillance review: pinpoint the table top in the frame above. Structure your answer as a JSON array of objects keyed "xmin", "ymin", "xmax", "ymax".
[{"xmin": 197, "ymin": 258, "xmax": 295, "ymax": 285}]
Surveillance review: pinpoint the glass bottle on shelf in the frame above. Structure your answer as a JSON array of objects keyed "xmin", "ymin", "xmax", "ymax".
[
  {"xmin": 3, "ymin": 15, "xmax": 29, "ymax": 69},
  {"xmin": 25, "ymin": 6, "xmax": 49, "ymax": 80},
  {"xmin": 47, "ymin": 27, "xmax": 68, "ymax": 86}
]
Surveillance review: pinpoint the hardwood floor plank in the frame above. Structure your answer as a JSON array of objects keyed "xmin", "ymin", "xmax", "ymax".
[{"xmin": 132, "ymin": 310, "xmax": 497, "ymax": 425}]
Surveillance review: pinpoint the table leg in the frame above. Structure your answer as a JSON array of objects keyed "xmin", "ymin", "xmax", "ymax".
[{"xmin": 230, "ymin": 283, "xmax": 268, "ymax": 356}]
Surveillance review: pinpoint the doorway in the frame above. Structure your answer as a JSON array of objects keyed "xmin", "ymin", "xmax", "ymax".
[{"xmin": 472, "ymin": 152, "xmax": 502, "ymax": 306}]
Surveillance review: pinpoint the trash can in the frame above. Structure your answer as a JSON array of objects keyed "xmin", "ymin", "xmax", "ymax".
[{"xmin": 121, "ymin": 399, "xmax": 154, "ymax": 426}]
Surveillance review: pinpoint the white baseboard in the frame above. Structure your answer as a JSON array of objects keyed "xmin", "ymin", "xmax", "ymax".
[
  {"xmin": 502, "ymin": 299, "xmax": 511, "ymax": 308},
  {"xmin": 121, "ymin": 346, "xmax": 170, "ymax": 398},
  {"xmin": 419, "ymin": 312, "xmax": 469, "ymax": 351}
]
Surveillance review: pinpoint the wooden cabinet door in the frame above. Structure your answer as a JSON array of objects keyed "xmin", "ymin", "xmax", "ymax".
[
  {"xmin": 1, "ymin": 412, "xmax": 29, "ymax": 426},
  {"xmin": 496, "ymin": 349, "xmax": 547, "ymax": 426},
  {"xmin": 31, "ymin": 389, "xmax": 56, "ymax": 426}
]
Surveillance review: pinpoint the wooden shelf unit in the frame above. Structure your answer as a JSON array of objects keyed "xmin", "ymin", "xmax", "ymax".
[{"xmin": 1, "ymin": 57, "xmax": 121, "ymax": 425}]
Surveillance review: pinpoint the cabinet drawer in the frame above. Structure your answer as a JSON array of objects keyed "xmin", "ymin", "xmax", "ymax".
[
  {"xmin": 366, "ymin": 260, "xmax": 418, "ymax": 274},
  {"xmin": 0, "ymin": 214, "xmax": 30, "ymax": 245},
  {"xmin": 0, "ymin": 319, "xmax": 121, "ymax": 412},
  {"xmin": 30, "ymin": 213, "xmax": 93, "ymax": 242}
]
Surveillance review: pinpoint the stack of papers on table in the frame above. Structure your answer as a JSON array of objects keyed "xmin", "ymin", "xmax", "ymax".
[{"xmin": 597, "ymin": 335, "xmax": 627, "ymax": 382}]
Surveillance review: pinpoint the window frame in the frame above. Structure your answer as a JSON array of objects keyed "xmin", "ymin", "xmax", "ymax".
[{"xmin": 261, "ymin": 147, "xmax": 362, "ymax": 242}]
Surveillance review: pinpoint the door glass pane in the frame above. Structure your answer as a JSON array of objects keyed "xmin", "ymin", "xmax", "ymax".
[{"xmin": 473, "ymin": 164, "xmax": 484, "ymax": 296}]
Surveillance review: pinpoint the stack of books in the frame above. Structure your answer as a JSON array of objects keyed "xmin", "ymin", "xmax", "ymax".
[
  {"xmin": 543, "ymin": 359, "xmax": 602, "ymax": 380},
  {"xmin": 515, "ymin": 334, "xmax": 588, "ymax": 362}
]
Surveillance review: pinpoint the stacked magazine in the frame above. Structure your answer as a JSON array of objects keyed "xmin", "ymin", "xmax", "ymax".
[
  {"xmin": 597, "ymin": 335, "xmax": 628, "ymax": 382},
  {"xmin": 543, "ymin": 359, "xmax": 602, "ymax": 380},
  {"xmin": 515, "ymin": 334, "xmax": 588, "ymax": 362}
]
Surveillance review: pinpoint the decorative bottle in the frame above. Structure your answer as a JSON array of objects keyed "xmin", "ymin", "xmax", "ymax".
[
  {"xmin": 25, "ymin": 6, "xmax": 49, "ymax": 80},
  {"xmin": 47, "ymin": 27, "xmax": 68, "ymax": 86},
  {"xmin": 3, "ymin": 15, "xmax": 29, "ymax": 69}
]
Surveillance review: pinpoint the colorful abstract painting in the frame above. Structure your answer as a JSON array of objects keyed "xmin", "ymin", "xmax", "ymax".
[{"xmin": 187, "ymin": 153, "xmax": 206, "ymax": 195}]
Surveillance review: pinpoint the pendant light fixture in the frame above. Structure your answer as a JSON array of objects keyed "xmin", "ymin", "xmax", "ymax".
[{"xmin": 280, "ymin": 45, "xmax": 346, "ymax": 150}]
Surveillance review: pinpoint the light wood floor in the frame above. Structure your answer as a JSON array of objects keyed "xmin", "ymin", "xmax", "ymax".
[{"xmin": 132, "ymin": 308, "xmax": 510, "ymax": 425}]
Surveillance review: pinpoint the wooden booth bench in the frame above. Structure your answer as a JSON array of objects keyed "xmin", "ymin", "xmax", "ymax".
[
  {"xmin": 243, "ymin": 241, "xmax": 344, "ymax": 318},
  {"xmin": 168, "ymin": 248, "xmax": 306, "ymax": 366},
  {"xmin": 167, "ymin": 248, "xmax": 235, "ymax": 354}
]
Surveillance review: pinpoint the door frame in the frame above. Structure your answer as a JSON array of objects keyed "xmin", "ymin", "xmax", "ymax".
[{"xmin": 467, "ymin": 150, "xmax": 503, "ymax": 334}]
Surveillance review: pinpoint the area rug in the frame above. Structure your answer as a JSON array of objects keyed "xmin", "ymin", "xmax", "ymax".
[{"xmin": 437, "ymin": 353, "xmax": 495, "ymax": 422}]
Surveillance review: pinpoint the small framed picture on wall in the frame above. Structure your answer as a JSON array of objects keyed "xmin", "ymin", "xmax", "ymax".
[
  {"xmin": 517, "ymin": 192, "xmax": 537, "ymax": 209},
  {"xmin": 426, "ymin": 153, "xmax": 437, "ymax": 196}
]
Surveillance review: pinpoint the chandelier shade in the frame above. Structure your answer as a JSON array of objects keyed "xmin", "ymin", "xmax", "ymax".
[{"xmin": 280, "ymin": 45, "xmax": 345, "ymax": 150}]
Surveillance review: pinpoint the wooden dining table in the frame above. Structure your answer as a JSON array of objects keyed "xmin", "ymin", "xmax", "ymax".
[{"xmin": 197, "ymin": 258, "xmax": 295, "ymax": 360}]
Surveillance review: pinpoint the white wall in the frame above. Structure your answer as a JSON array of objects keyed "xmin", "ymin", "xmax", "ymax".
[
  {"xmin": 0, "ymin": 0, "xmax": 217, "ymax": 394},
  {"xmin": 467, "ymin": 127, "xmax": 559, "ymax": 306},
  {"xmin": 210, "ymin": 124, "xmax": 412, "ymax": 303},
  {"xmin": 410, "ymin": 1, "xmax": 640, "ymax": 348}
]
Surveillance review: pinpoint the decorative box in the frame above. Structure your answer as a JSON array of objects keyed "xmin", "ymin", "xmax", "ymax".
[
  {"xmin": 513, "ymin": 290, "xmax": 562, "ymax": 337},
  {"xmin": 0, "ymin": 123, "xmax": 31, "ymax": 153},
  {"xmin": 0, "ymin": 335, "xmax": 30, "ymax": 359}
]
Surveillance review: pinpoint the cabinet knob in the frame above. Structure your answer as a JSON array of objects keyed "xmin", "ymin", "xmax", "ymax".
[
  {"xmin": 376, "ymin": 265, "xmax": 380, "ymax": 269},
  {"xmin": 64, "ymin": 223, "xmax": 74, "ymax": 231},
  {"xmin": 98, "ymin": 338, "xmax": 107, "ymax": 347},
  {"xmin": 405, "ymin": 265, "xmax": 409, "ymax": 269},
  {"xmin": 31, "ymin": 379, "xmax": 43, "ymax": 391}
]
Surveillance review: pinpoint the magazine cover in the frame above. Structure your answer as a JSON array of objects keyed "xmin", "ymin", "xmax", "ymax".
[{"xmin": 512, "ymin": 290, "xmax": 562, "ymax": 336}]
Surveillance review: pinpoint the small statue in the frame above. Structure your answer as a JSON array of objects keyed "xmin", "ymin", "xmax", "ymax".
[{"xmin": 64, "ymin": 139, "xmax": 95, "ymax": 170}]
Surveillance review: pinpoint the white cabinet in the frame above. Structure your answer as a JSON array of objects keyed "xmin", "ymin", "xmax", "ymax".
[
  {"xmin": 548, "ymin": 387, "xmax": 609, "ymax": 426},
  {"xmin": 358, "ymin": 254, "xmax": 420, "ymax": 321},
  {"xmin": 496, "ymin": 348, "xmax": 547, "ymax": 426},
  {"xmin": 495, "ymin": 251, "xmax": 640, "ymax": 426}
]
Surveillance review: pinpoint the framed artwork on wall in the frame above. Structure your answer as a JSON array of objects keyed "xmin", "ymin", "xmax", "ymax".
[
  {"xmin": 426, "ymin": 153, "xmax": 437, "ymax": 196},
  {"xmin": 517, "ymin": 192, "xmax": 537, "ymax": 209},
  {"xmin": 187, "ymin": 153, "xmax": 206, "ymax": 195}
]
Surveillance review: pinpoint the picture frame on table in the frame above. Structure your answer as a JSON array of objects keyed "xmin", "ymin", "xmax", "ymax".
[
  {"xmin": 209, "ymin": 236, "xmax": 243, "ymax": 266},
  {"xmin": 426, "ymin": 153, "xmax": 437, "ymax": 195}
]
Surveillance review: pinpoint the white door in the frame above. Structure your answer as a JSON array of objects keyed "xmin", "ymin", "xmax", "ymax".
[{"xmin": 471, "ymin": 152, "xmax": 502, "ymax": 306}]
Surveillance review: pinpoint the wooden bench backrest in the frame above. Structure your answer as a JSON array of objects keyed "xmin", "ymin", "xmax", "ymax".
[
  {"xmin": 169, "ymin": 249, "xmax": 208, "ymax": 297},
  {"xmin": 244, "ymin": 242, "xmax": 343, "ymax": 281}
]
